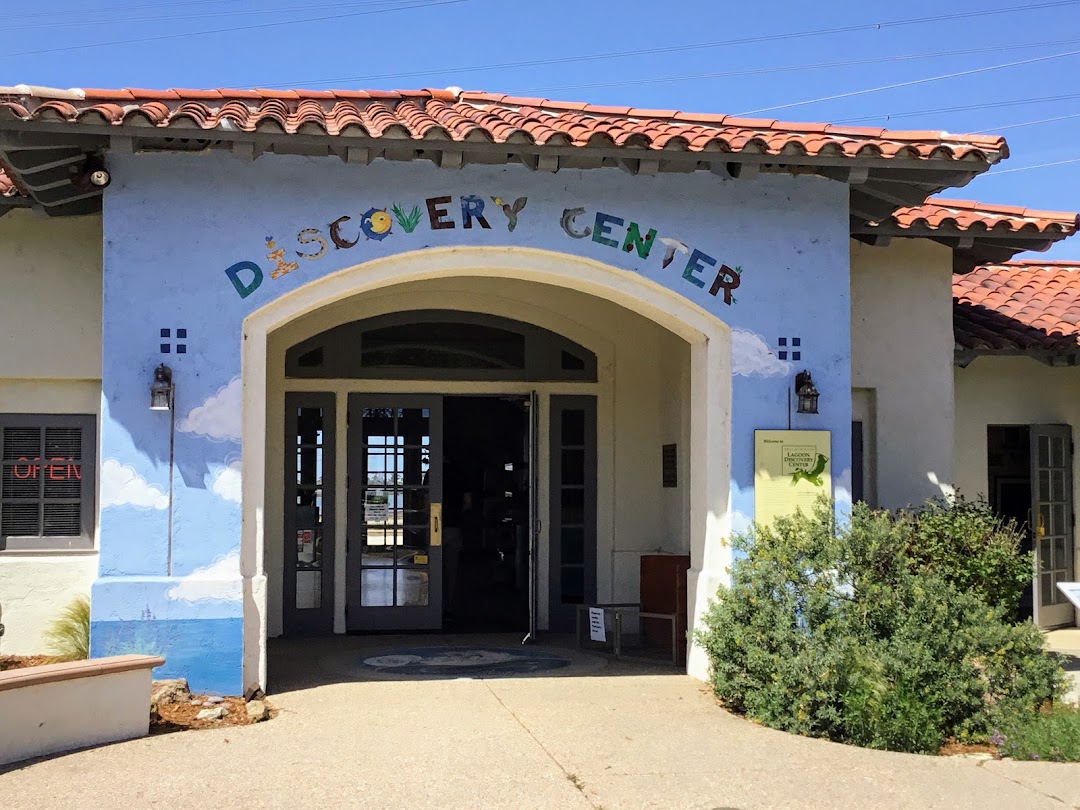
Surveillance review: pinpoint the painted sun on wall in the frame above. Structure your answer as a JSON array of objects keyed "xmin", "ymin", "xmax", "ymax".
[{"xmin": 225, "ymin": 194, "xmax": 743, "ymax": 305}]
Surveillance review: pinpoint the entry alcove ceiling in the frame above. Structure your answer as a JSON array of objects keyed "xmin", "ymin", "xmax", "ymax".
[{"xmin": 0, "ymin": 85, "xmax": 1008, "ymax": 227}]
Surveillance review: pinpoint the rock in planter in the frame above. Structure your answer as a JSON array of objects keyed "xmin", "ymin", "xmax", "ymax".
[
  {"xmin": 195, "ymin": 706, "xmax": 226, "ymax": 721},
  {"xmin": 150, "ymin": 678, "xmax": 191, "ymax": 707},
  {"xmin": 204, "ymin": 695, "xmax": 224, "ymax": 705},
  {"xmin": 246, "ymin": 700, "xmax": 269, "ymax": 723}
]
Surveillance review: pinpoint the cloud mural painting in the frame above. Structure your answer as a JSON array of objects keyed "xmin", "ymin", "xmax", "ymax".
[
  {"xmin": 209, "ymin": 460, "xmax": 242, "ymax": 504},
  {"xmin": 100, "ymin": 459, "xmax": 169, "ymax": 510},
  {"xmin": 178, "ymin": 378, "xmax": 242, "ymax": 442},
  {"xmin": 166, "ymin": 550, "xmax": 242, "ymax": 604},
  {"xmin": 731, "ymin": 329, "xmax": 792, "ymax": 378}
]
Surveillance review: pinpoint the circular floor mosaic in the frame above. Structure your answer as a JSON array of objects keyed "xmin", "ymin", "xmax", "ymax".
[{"xmin": 360, "ymin": 646, "xmax": 571, "ymax": 677}]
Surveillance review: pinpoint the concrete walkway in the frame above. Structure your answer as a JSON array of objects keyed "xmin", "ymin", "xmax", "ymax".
[{"xmin": 2, "ymin": 635, "xmax": 1079, "ymax": 810}]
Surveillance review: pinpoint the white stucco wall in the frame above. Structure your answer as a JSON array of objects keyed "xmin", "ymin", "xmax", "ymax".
[
  {"xmin": 0, "ymin": 211, "xmax": 102, "ymax": 379},
  {"xmin": 263, "ymin": 276, "xmax": 692, "ymax": 635},
  {"xmin": 850, "ymin": 238, "xmax": 955, "ymax": 509},
  {"xmin": 954, "ymin": 356, "xmax": 1080, "ymax": 627},
  {"xmin": 954, "ymin": 356, "xmax": 1080, "ymax": 496},
  {"xmin": 0, "ymin": 665, "xmax": 152, "ymax": 765},
  {"xmin": 0, "ymin": 211, "xmax": 102, "ymax": 655}
]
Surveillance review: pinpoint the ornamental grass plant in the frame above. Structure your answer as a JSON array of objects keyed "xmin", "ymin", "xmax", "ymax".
[
  {"xmin": 696, "ymin": 498, "xmax": 1068, "ymax": 755},
  {"xmin": 43, "ymin": 594, "xmax": 90, "ymax": 662}
]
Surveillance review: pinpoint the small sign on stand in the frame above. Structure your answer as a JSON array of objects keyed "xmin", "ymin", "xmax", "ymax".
[
  {"xmin": 1056, "ymin": 582, "xmax": 1080, "ymax": 610},
  {"xmin": 588, "ymin": 607, "xmax": 606, "ymax": 642}
]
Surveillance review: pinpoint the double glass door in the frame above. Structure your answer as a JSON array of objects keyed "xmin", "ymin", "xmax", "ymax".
[{"xmin": 347, "ymin": 396, "xmax": 442, "ymax": 631}]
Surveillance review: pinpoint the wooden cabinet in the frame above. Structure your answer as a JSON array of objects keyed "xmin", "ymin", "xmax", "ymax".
[{"xmin": 640, "ymin": 553, "xmax": 689, "ymax": 665}]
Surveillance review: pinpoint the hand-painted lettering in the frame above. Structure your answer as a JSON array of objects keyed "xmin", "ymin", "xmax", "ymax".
[
  {"xmin": 622, "ymin": 222, "xmax": 656, "ymax": 259},
  {"xmin": 329, "ymin": 216, "xmax": 360, "ymax": 249},
  {"xmin": 296, "ymin": 228, "xmax": 328, "ymax": 260},
  {"xmin": 659, "ymin": 237, "xmax": 688, "ymax": 269},
  {"xmin": 426, "ymin": 196, "xmax": 455, "ymax": 230},
  {"xmin": 225, "ymin": 261, "xmax": 264, "ymax": 299},
  {"xmin": 460, "ymin": 195, "xmax": 491, "ymax": 230},
  {"xmin": 592, "ymin": 212, "xmax": 624, "ymax": 248},
  {"xmin": 681, "ymin": 248, "xmax": 715, "ymax": 289},
  {"xmin": 709, "ymin": 264, "xmax": 741, "ymax": 304},
  {"xmin": 266, "ymin": 239, "xmax": 299, "ymax": 280},
  {"xmin": 561, "ymin": 207, "xmax": 592, "ymax": 239}
]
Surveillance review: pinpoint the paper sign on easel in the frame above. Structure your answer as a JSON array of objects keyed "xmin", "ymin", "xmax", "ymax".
[{"xmin": 588, "ymin": 607, "xmax": 606, "ymax": 642}]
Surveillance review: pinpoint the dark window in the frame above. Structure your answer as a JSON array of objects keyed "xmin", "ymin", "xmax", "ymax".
[
  {"xmin": 0, "ymin": 414, "xmax": 96, "ymax": 550},
  {"xmin": 361, "ymin": 322, "xmax": 525, "ymax": 370},
  {"xmin": 285, "ymin": 310, "xmax": 597, "ymax": 382},
  {"xmin": 851, "ymin": 421, "xmax": 864, "ymax": 505}
]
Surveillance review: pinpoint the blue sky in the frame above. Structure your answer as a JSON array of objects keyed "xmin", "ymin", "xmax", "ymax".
[{"xmin": 8, "ymin": 0, "xmax": 1080, "ymax": 259}]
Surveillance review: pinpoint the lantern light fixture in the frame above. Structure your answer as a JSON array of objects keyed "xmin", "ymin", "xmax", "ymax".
[
  {"xmin": 795, "ymin": 370, "xmax": 820, "ymax": 415},
  {"xmin": 150, "ymin": 364, "xmax": 174, "ymax": 411}
]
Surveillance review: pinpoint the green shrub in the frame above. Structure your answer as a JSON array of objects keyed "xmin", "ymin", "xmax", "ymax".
[
  {"xmin": 43, "ymin": 594, "xmax": 90, "ymax": 661},
  {"xmin": 696, "ymin": 499, "xmax": 1065, "ymax": 754},
  {"xmin": 994, "ymin": 704, "xmax": 1080, "ymax": 762},
  {"xmin": 898, "ymin": 496, "xmax": 1033, "ymax": 615}
]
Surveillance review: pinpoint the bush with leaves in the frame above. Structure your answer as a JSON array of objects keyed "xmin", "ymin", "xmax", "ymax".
[
  {"xmin": 896, "ymin": 497, "xmax": 1033, "ymax": 615},
  {"xmin": 696, "ymin": 499, "xmax": 1065, "ymax": 754},
  {"xmin": 44, "ymin": 594, "xmax": 90, "ymax": 662}
]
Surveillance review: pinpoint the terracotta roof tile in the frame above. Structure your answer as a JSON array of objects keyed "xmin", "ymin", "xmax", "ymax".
[
  {"xmin": 0, "ymin": 86, "xmax": 1009, "ymax": 164},
  {"xmin": 886, "ymin": 199, "xmax": 1079, "ymax": 236},
  {"xmin": 955, "ymin": 261, "xmax": 1080, "ymax": 354}
]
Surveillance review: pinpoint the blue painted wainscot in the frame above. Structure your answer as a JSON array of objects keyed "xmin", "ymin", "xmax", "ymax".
[{"xmin": 91, "ymin": 151, "xmax": 853, "ymax": 693}]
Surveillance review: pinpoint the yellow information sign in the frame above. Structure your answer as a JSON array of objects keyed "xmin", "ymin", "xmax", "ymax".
[{"xmin": 754, "ymin": 430, "xmax": 832, "ymax": 528}]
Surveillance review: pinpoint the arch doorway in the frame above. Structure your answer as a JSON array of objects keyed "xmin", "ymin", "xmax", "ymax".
[{"xmin": 241, "ymin": 248, "xmax": 731, "ymax": 691}]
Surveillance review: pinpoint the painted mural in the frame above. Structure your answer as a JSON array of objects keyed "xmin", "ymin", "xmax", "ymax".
[
  {"xmin": 92, "ymin": 152, "xmax": 853, "ymax": 694},
  {"xmin": 225, "ymin": 194, "xmax": 742, "ymax": 305}
]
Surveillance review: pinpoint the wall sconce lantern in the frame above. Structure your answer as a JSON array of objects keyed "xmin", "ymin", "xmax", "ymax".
[
  {"xmin": 150, "ymin": 364, "xmax": 174, "ymax": 411},
  {"xmin": 795, "ymin": 370, "xmax": 820, "ymax": 415}
]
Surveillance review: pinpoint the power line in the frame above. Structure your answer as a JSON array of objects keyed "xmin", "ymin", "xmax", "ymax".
[
  {"xmin": 1, "ymin": 0, "xmax": 468, "ymax": 60},
  {"xmin": 737, "ymin": 48, "xmax": 1080, "ymax": 115},
  {"xmin": 983, "ymin": 157, "xmax": 1080, "ymax": 176},
  {"xmin": 505, "ymin": 39, "xmax": 1080, "ymax": 97},
  {"xmin": 1, "ymin": 0, "xmax": 416, "ymax": 31},
  {"xmin": 974, "ymin": 112, "xmax": 1080, "ymax": 133},
  {"xmin": 263, "ymin": 0, "xmax": 1080, "ymax": 88},
  {"xmin": 831, "ymin": 93, "xmax": 1080, "ymax": 124},
  {"xmin": 14, "ymin": 0, "xmax": 245, "ymax": 20}
]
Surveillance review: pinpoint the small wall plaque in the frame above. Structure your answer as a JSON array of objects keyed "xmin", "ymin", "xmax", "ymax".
[{"xmin": 662, "ymin": 443, "xmax": 678, "ymax": 488}]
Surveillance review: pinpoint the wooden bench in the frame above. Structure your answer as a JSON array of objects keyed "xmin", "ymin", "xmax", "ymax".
[{"xmin": 0, "ymin": 654, "xmax": 164, "ymax": 766}]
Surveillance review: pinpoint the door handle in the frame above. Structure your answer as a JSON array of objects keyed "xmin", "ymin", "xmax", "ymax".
[{"xmin": 431, "ymin": 503, "xmax": 442, "ymax": 547}]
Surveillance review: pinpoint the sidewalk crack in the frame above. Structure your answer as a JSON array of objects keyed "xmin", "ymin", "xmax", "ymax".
[
  {"xmin": 980, "ymin": 761, "xmax": 1073, "ymax": 808},
  {"xmin": 482, "ymin": 680, "xmax": 600, "ymax": 809}
]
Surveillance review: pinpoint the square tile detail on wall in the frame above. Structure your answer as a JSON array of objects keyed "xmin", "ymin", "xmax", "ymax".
[
  {"xmin": 160, "ymin": 328, "xmax": 188, "ymax": 354},
  {"xmin": 777, "ymin": 336, "xmax": 802, "ymax": 362}
]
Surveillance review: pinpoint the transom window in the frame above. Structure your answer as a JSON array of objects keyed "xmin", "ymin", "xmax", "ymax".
[
  {"xmin": 0, "ymin": 414, "xmax": 96, "ymax": 550},
  {"xmin": 286, "ymin": 310, "xmax": 597, "ymax": 382}
]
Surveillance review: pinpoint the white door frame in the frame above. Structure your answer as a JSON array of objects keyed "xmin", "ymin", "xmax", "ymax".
[{"xmin": 241, "ymin": 247, "xmax": 732, "ymax": 691}]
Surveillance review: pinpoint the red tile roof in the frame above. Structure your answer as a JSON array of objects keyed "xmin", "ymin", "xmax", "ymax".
[
  {"xmin": 954, "ymin": 261, "xmax": 1080, "ymax": 354},
  {"xmin": 0, "ymin": 86, "xmax": 1009, "ymax": 163},
  {"xmin": 885, "ymin": 199, "xmax": 1079, "ymax": 237}
]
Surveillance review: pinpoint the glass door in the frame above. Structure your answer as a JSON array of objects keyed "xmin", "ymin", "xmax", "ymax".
[
  {"xmin": 548, "ymin": 396, "xmax": 597, "ymax": 631},
  {"xmin": 283, "ymin": 393, "xmax": 335, "ymax": 635},
  {"xmin": 1031, "ymin": 424, "xmax": 1075, "ymax": 628},
  {"xmin": 525, "ymin": 391, "xmax": 540, "ymax": 642},
  {"xmin": 346, "ymin": 395, "xmax": 442, "ymax": 631}
]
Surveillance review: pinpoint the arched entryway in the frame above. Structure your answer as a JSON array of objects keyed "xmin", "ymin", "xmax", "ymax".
[{"xmin": 240, "ymin": 248, "xmax": 731, "ymax": 692}]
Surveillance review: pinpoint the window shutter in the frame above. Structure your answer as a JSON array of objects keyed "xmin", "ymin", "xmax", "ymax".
[{"xmin": 0, "ymin": 418, "xmax": 91, "ymax": 543}]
